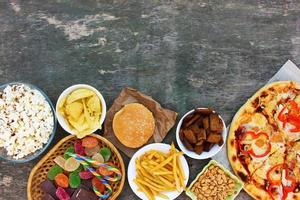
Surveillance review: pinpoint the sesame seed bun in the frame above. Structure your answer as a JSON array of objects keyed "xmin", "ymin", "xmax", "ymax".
[{"xmin": 112, "ymin": 103, "xmax": 155, "ymax": 148}]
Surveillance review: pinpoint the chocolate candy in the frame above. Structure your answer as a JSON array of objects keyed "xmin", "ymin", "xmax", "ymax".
[
  {"xmin": 47, "ymin": 165, "xmax": 64, "ymax": 181},
  {"xmin": 69, "ymin": 172, "xmax": 81, "ymax": 188},
  {"xmin": 42, "ymin": 193, "xmax": 56, "ymax": 200},
  {"xmin": 80, "ymin": 179, "xmax": 93, "ymax": 191},
  {"xmin": 40, "ymin": 180, "xmax": 57, "ymax": 198},
  {"xmin": 71, "ymin": 188, "xmax": 98, "ymax": 200},
  {"xmin": 65, "ymin": 188, "xmax": 76, "ymax": 196}
]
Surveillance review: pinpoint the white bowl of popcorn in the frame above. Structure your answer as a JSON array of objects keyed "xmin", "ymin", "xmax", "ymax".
[{"xmin": 0, "ymin": 82, "xmax": 57, "ymax": 163}]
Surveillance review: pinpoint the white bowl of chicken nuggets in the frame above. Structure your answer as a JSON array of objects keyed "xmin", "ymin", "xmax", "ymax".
[{"xmin": 176, "ymin": 108, "xmax": 227, "ymax": 159}]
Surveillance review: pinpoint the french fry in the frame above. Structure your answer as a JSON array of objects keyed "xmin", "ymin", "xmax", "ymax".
[
  {"xmin": 134, "ymin": 179, "xmax": 154, "ymax": 200},
  {"xmin": 157, "ymin": 193, "xmax": 170, "ymax": 199}
]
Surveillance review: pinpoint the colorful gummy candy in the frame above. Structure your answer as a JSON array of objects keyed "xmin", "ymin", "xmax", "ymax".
[
  {"xmin": 55, "ymin": 173, "xmax": 69, "ymax": 188},
  {"xmin": 91, "ymin": 153, "xmax": 104, "ymax": 167},
  {"xmin": 74, "ymin": 141, "xmax": 85, "ymax": 156},
  {"xmin": 92, "ymin": 177, "xmax": 105, "ymax": 193},
  {"xmin": 84, "ymin": 145, "xmax": 100, "ymax": 157},
  {"xmin": 54, "ymin": 156, "xmax": 66, "ymax": 169},
  {"xmin": 97, "ymin": 162, "xmax": 114, "ymax": 177},
  {"xmin": 64, "ymin": 157, "xmax": 80, "ymax": 172},
  {"xmin": 99, "ymin": 147, "xmax": 111, "ymax": 162},
  {"xmin": 56, "ymin": 187, "xmax": 70, "ymax": 200},
  {"xmin": 79, "ymin": 170, "xmax": 94, "ymax": 179},
  {"xmin": 82, "ymin": 137, "xmax": 98, "ymax": 148},
  {"xmin": 64, "ymin": 146, "xmax": 75, "ymax": 160},
  {"xmin": 48, "ymin": 165, "xmax": 64, "ymax": 180},
  {"xmin": 69, "ymin": 172, "xmax": 81, "ymax": 189}
]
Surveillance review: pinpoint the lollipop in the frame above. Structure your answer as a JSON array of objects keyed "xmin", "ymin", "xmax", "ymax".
[{"xmin": 66, "ymin": 152, "xmax": 122, "ymax": 199}]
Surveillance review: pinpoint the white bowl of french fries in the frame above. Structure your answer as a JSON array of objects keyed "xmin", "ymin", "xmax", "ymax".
[
  {"xmin": 56, "ymin": 84, "xmax": 106, "ymax": 138},
  {"xmin": 128, "ymin": 143, "xmax": 189, "ymax": 200}
]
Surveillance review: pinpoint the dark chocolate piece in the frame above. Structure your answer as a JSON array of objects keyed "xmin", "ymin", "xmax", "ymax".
[
  {"xmin": 80, "ymin": 179, "xmax": 93, "ymax": 191},
  {"xmin": 40, "ymin": 180, "xmax": 57, "ymax": 198},
  {"xmin": 42, "ymin": 194, "xmax": 56, "ymax": 200},
  {"xmin": 71, "ymin": 188, "xmax": 98, "ymax": 200}
]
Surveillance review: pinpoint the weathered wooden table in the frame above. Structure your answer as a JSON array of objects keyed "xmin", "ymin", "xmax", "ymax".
[{"xmin": 1, "ymin": 0, "xmax": 300, "ymax": 199}]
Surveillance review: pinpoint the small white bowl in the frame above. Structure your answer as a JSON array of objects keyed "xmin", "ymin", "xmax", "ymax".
[
  {"xmin": 128, "ymin": 143, "xmax": 189, "ymax": 200},
  {"xmin": 56, "ymin": 84, "xmax": 106, "ymax": 135},
  {"xmin": 176, "ymin": 108, "xmax": 227, "ymax": 160}
]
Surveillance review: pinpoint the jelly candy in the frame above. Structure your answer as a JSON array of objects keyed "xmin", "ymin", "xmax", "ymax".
[
  {"xmin": 54, "ymin": 156, "xmax": 66, "ymax": 169},
  {"xmin": 42, "ymin": 193, "xmax": 56, "ymax": 200},
  {"xmin": 74, "ymin": 141, "xmax": 85, "ymax": 155},
  {"xmin": 64, "ymin": 157, "xmax": 80, "ymax": 172},
  {"xmin": 64, "ymin": 146, "xmax": 75, "ymax": 160},
  {"xmin": 92, "ymin": 153, "xmax": 104, "ymax": 165},
  {"xmin": 69, "ymin": 172, "xmax": 81, "ymax": 188},
  {"xmin": 40, "ymin": 180, "xmax": 57, "ymax": 197},
  {"xmin": 97, "ymin": 162, "xmax": 114, "ymax": 177},
  {"xmin": 99, "ymin": 147, "xmax": 111, "ymax": 162},
  {"xmin": 48, "ymin": 165, "xmax": 64, "ymax": 180},
  {"xmin": 92, "ymin": 177, "xmax": 105, "ymax": 193},
  {"xmin": 71, "ymin": 188, "xmax": 98, "ymax": 200},
  {"xmin": 84, "ymin": 145, "xmax": 100, "ymax": 156},
  {"xmin": 55, "ymin": 173, "xmax": 69, "ymax": 188},
  {"xmin": 56, "ymin": 187, "xmax": 70, "ymax": 200},
  {"xmin": 82, "ymin": 137, "xmax": 98, "ymax": 148},
  {"xmin": 79, "ymin": 170, "xmax": 94, "ymax": 179}
]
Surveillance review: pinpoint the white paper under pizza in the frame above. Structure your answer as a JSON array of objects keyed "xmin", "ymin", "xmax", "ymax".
[{"xmin": 212, "ymin": 60, "xmax": 300, "ymax": 200}]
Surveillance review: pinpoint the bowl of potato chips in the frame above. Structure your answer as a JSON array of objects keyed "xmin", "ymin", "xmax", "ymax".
[
  {"xmin": 56, "ymin": 84, "xmax": 106, "ymax": 138},
  {"xmin": 128, "ymin": 143, "xmax": 189, "ymax": 200}
]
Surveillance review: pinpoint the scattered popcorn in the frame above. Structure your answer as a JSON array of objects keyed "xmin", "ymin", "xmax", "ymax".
[{"xmin": 0, "ymin": 84, "xmax": 54, "ymax": 159}]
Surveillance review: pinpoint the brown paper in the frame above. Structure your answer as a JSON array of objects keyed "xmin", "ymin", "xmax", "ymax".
[{"xmin": 103, "ymin": 87, "xmax": 178, "ymax": 157}]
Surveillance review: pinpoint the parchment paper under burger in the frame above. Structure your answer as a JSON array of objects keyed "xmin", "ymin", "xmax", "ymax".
[{"xmin": 103, "ymin": 87, "xmax": 178, "ymax": 157}]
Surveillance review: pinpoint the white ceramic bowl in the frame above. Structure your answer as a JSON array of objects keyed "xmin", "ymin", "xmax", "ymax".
[
  {"xmin": 176, "ymin": 108, "xmax": 227, "ymax": 160},
  {"xmin": 128, "ymin": 143, "xmax": 189, "ymax": 200},
  {"xmin": 56, "ymin": 84, "xmax": 106, "ymax": 135}
]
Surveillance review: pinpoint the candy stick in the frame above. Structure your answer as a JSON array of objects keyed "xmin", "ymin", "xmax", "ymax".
[
  {"xmin": 66, "ymin": 153, "xmax": 111, "ymax": 199},
  {"xmin": 66, "ymin": 152, "xmax": 122, "ymax": 181}
]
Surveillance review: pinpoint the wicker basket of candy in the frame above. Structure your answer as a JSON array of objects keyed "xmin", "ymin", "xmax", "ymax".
[{"xmin": 27, "ymin": 134, "xmax": 125, "ymax": 200}]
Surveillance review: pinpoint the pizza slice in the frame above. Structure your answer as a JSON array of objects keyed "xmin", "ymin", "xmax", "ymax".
[
  {"xmin": 228, "ymin": 109, "xmax": 286, "ymax": 183},
  {"xmin": 275, "ymin": 94, "xmax": 300, "ymax": 142},
  {"xmin": 246, "ymin": 145, "xmax": 286, "ymax": 200}
]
